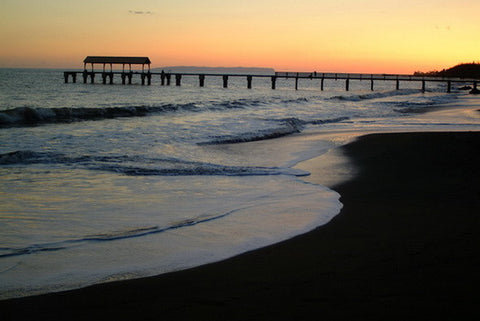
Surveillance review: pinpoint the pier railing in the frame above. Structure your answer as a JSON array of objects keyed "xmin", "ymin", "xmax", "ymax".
[{"xmin": 63, "ymin": 70, "xmax": 479, "ymax": 93}]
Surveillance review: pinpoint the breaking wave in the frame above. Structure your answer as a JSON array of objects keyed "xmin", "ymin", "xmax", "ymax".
[
  {"xmin": 0, "ymin": 105, "xmax": 186, "ymax": 127},
  {"xmin": 200, "ymin": 117, "xmax": 349, "ymax": 145},
  {"xmin": 0, "ymin": 150, "xmax": 308, "ymax": 177},
  {"xmin": 0, "ymin": 95, "xmax": 315, "ymax": 128},
  {"xmin": 330, "ymin": 89, "xmax": 420, "ymax": 102},
  {"xmin": 200, "ymin": 118, "xmax": 304, "ymax": 145},
  {"xmin": 392, "ymin": 95, "xmax": 458, "ymax": 114}
]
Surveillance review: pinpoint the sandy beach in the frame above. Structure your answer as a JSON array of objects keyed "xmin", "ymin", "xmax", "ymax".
[{"xmin": 1, "ymin": 130, "xmax": 479, "ymax": 321}]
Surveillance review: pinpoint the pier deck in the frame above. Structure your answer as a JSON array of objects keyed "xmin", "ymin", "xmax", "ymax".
[{"xmin": 63, "ymin": 70, "xmax": 479, "ymax": 93}]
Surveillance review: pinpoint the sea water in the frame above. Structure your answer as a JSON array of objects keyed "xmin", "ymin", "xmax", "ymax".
[{"xmin": 0, "ymin": 69, "xmax": 478, "ymax": 299}]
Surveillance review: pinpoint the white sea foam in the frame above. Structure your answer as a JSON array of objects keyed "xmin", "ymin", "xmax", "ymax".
[{"xmin": 0, "ymin": 169, "xmax": 341, "ymax": 299}]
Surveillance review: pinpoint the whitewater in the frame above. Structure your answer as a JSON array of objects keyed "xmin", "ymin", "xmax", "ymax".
[{"xmin": 1, "ymin": 68, "xmax": 479, "ymax": 299}]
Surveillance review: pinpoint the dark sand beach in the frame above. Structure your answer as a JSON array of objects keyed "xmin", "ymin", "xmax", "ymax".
[{"xmin": 2, "ymin": 131, "xmax": 479, "ymax": 321}]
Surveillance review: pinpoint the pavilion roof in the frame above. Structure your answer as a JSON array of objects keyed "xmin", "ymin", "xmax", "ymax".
[{"xmin": 83, "ymin": 56, "xmax": 151, "ymax": 65}]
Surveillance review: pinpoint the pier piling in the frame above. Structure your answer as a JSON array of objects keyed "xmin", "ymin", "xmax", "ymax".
[
  {"xmin": 199, "ymin": 74, "xmax": 205, "ymax": 87},
  {"xmin": 102, "ymin": 72, "xmax": 114, "ymax": 85},
  {"xmin": 121, "ymin": 72, "xmax": 132, "ymax": 85},
  {"xmin": 83, "ymin": 72, "xmax": 95, "ymax": 84},
  {"xmin": 175, "ymin": 74, "xmax": 182, "ymax": 86},
  {"xmin": 271, "ymin": 76, "xmax": 277, "ymax": 90},
  {"xmin": 63, "ymin": 72, "xmax": 77, "ymax": 83},
  {"xmin": 247, "ymin": 76, "xmax": 252, "ymax": 89},
  {"xmin": 223, "ymin": 75, "xmax": 228, "ymax": 88},
  {"xmin": 140, "ymin": 73, "xmax": 152, "ymax": 85}
]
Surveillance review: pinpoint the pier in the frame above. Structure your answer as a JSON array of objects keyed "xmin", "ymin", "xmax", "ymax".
[{"xmin": 64, "ymin": 57, "xmax": 479, "ymax": 93}]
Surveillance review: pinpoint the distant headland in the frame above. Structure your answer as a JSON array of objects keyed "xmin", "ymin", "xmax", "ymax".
[
  {"xmin": 152, "ymin": 66, "xmax": 275, "ymax": 75},
  {"xmin": 414, "ymin": 63, "xmax": 480, "ymax": 79}
]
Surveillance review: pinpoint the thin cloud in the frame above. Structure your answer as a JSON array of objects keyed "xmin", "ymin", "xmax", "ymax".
[
  {"xmin": 435, "ymin": 25, "xmax": 452, "ymax": 31},
  {"xmin": 129, "ymin": 10, "xmax": 153, "ymax": 15}
]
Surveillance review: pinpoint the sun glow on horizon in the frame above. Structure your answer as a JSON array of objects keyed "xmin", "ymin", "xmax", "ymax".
[{"xmin": 1, "ymin": 0, "xmax": 479, "ymax": 73}]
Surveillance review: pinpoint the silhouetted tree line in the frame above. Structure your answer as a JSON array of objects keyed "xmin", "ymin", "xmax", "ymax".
[{"xmin": 414, "ymin": 63, "xmax": 480, "ymax": 79}]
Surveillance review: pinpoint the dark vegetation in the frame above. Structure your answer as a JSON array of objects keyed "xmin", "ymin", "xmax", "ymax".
[{"xmin": 414, "ymin": 62, "xmax": 480, "ymax": 79}]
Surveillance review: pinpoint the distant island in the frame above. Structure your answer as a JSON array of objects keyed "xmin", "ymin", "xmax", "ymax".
[
  {"xmin": 414, "ymin": 63, "xmax": 480, "ymax": 79},
  {"xmin": 152, "ymin": 66, "xmax": 275, "ymax": 75}
]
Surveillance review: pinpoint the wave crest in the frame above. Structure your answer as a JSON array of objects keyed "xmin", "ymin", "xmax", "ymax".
[
  {"xmin": 0, "ymin": 150, "xmax": 308, "ymax": 177},
  {"xmin": 199, "ymin": 116, "xmax": 348, "ymax": 145},
  {"xmin": 0, "ymin": 105, "xmax": 188, "ymax": 127},
  {"xmin": 0, "ymin": 95, "xmax": 326, "ymax": 128},
  {"xmin": 330, "ymin": 89, "xmax": 420, "ymax": 102},
  {"xmin": 201, "ymin": 119, "xmax": 303, "ymax": 145}
]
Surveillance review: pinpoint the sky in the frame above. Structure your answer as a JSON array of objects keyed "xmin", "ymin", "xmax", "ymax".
[{"xmin": 1, "ymin": 0, "xmax": 479, "ymax": 73}]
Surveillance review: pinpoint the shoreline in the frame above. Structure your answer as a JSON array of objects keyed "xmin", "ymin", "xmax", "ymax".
[{"xmin": 2, "ymin": 130, "xmax": 479, "ymax": 320}]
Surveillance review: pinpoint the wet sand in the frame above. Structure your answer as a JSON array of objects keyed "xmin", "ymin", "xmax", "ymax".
[{"xmin": 2, "ymin": 131, "xmax": 479, "ymax": 321}]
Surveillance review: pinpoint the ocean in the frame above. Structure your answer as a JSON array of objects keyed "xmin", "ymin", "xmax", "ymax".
[{"xmin": 1, "ymin": 68, "xmax": 479, "ymax": 299}]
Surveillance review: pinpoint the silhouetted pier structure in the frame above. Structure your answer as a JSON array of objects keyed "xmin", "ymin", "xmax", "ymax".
[
  {"xmin": 64, "ymin": 58, "xmax": 478, "ymax": 93},
  {"xmin": 64, "ymin": 56, "xmax": 152, "ymax": 85}
]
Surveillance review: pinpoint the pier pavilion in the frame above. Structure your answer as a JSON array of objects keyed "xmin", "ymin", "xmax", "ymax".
[
  {"xmin": 83, "ymin": 56, "xmax": 151, "ymax": 73},
  {"xmin": 65, "ymin": 56, "xmax": 152, "ymax": 85}
]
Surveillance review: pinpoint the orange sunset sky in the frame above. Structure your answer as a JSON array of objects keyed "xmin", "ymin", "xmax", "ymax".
[{"xmin": 1, "ymin": 0, "xmax": 479, "ymax": 73}]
